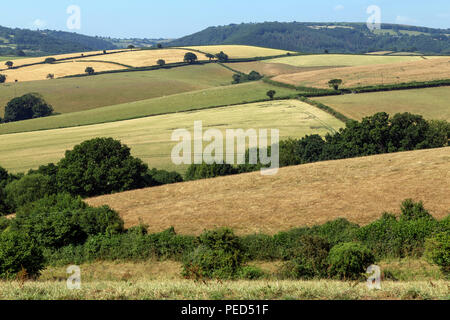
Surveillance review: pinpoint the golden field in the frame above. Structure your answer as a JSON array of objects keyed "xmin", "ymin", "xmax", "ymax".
[
  {"xmin": 272, "ymin": 57, "xmax": 450, "ymax": 88},
  {"xmin": 86, "ymin": 147, "xmax": 450, "ymax": 235},
  {"xmin": 180, "ymin": 45, "xmax": 296, "ymax": 58}
]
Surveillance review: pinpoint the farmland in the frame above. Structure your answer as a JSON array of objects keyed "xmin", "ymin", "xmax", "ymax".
[
  {"xmin": 0, "ymin": 81, "xmax": 298, "ymax": 134},
  {"xmin": 272, "ymin": 57, "xmax": 450, "ymax": 88},
  {"xmin": 267, "ymin": 54, "xmax": 433, "ymax": 67},
  {"xmin": 314, "ymin": 87, "xmax": 450, "ymax": 121},
  {"xmin": 223, "ymin": 61, "xmax": 330, "ymax": 77},
  {"xmin": 0, "ymin": 64, "xmax": 234, "ymax": 116},
  {"xmin": 180, "ymin": 45, "xmax": 295, "ymax": 58},
  {"xmin": 86, "ymin": 147, "xmax": 450, "ymax": 235},
  {"xmin": 0, "ymin": 99, "xmax": 343, "ymax": 173}
]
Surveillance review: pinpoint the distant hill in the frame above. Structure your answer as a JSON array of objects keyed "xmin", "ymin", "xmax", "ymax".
[
  {"xmin": 169, "ymin": 22, "xmax": 450, "ymax": 54},
  {"xmin": 0, "ymin": 25, "xmax": 117, "ymax": 56}
]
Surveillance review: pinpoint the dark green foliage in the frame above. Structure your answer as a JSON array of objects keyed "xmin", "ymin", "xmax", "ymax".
[
  {"xmin": 145, "ymin": 169, "xmax": 183, "ymax": 186},
  {"xmin": 5, "ymin": 174, "xmax": 56, "ymax": 209},
  {"xmin": 0, "ymin": 216, "xmax": 10, "ymax": 232},
  {"xmin": 157, "ymin": 59, "xmax": 166, "ymax": 66},
  {"xmin": 240, "ymin": 234, "xmax": 278, "ymax": 261},
  {"xmin": 280, "ymin": 236, "xmax": 331, "ymax": 279},
  {"xmin": 183, "ymin": 228, "xmax": 244, "ymax": 280},
  {"xmin": 184, "ymin": 52, "xmax": 198, "ymax": 64},
  {"xmin": 185, "ymin": 162, "xmax": 238, "ymax": 181},
  {"xmin": 328, "ymin": 79, "xmax": 343, "ymax": 90},
  {"xmin": 239, "ymin": 266, "xmax": 265, "ymax": 280},
  {"xmin": 232, "ymin": 70, "xmax": 262, "ymax": 84},
  {"xmin": 3, "ymin": 93, "xmax": 53, "ymax": 123},
  {"xmin": 169, "ymin": 22, "xmax": 450, "ymax": 54},
  {"xmin": 399, "ymin": 199, "xmax": 433, "ymax": 221},
  {"xmin": 266, "ymin": 90, "xmax": 276, "ymax": 100},
  {"xmin": 0, "ymin": 74, "xmax": 6, "ymax": 83},
  {"xmin": 308, "ymin": 218, "xmax": 359, "ymax": 246},
  {"xmin": 328, "ymin": 242, "xmax": 375, "ymax": 280},
  {"xmin": 56, "ymin": 138, "xmax": 148, "ymax": 197},
  {"xmin": 0, "ymin": 230, "xmax": 45, "ymax": 279},
  {"xmin": 425, "ymin": 231, "xmax": 450, "ymax": 275},
  {"xmin": 11, "ymin": 193, "xmax": 124, "ymax": 249},
  {"xmin": 215, "ymin": 51, "xmax": 229, "ymax": 62},
  {"xmin": 85, "ymin": 66, "xmax": 95, "ymax": 75},
  {"xmin": 44, "ymin": 57, "xmax": 56, "ymax": 64}
]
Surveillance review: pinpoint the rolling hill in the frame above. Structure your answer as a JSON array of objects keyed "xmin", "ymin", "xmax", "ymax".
[
  {"xmin": 86, "ymin": 147, "xmax": 450, "ymax": 235},
  {"xmin": 168, "ymin": 22, "xmax": 450, "ymax": 54}
]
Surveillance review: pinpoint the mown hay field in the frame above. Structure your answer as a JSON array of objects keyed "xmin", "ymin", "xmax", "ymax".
[
  {"xmin": 314, "ymin": 87, "xmax": 450, "ymax": 121},
  {"xmin": 1, "ymin": 60, "xmax": 127, "ymax": 83},
  {"xmin": 86, "ymin": 147, "xmax": 450, "ymax": 235},
  {"xmin": 76, "ymin": 48, "xmax": 208, "ymax": 67},
  {"xmin": 0, "ymin": 99, "xmax": 343, "ymax": 173},
  {"xmin": 267, "ymin": 54, "xmax": 437, "ymax": 67},
  {"xmin": 180, "ymin": 45, "xmax": 296, "ymax": 58},
  {"xmin": 272, "ymin": 57, "xmax": 450, "ymax": 88},
  {"xmin": 0, "ymin": 81, "xmax": 298, "ymax": 135},
  {"xmin": 0, "ymin": 64, "xmax": 234, "ymax": 116}
]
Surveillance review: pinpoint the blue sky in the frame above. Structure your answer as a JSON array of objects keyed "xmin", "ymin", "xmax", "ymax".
[{"xmin": 1, "ymin": 0, "xmax": 449, "ymax": 38}]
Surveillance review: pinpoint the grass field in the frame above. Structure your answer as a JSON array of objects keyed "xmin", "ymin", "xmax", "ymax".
[
  {"xmin": 1, "ymin": 259, "xmax": 447, "ymax": 300},
  {"xmin": 267, "ymin": 54, "xmax": 435, "ymax": 67},
  {"xmin": 272, "ymin": 57, "xmax": 450, "ymax": 88},
  {"xmin": 0, "ymin": 99, "xmax": 343, "ymax": 173},
  {"xmin": 314, "ymin": 87, "xmax": 450, "ymax": 121},
  {"xmin": 77, "ymin": 48, "xmax": 208, "ymax": 67},
  {"xmin": 86, "ymin": 147, "xmax": 450, "ymax": 235},
  {"xmin": 223, "ymin": 61, "xmax": 331, "ymax": 77},
  {"xmin": 0, "ymin": 81, "xmax": 298, "ymax": 135},
  {"xmin": 181, "ymin": 45, "xmax": 296, "ymax": 58},
  {"xmin": 0, "ymin": 64, "xmax": 235, "ymax": 116}
]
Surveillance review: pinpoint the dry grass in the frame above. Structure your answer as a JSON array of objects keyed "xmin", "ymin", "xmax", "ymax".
[
  {"xmin": 181, "ymin": 45, "xmax": 295, "ymax": 58},
  {"xmin": 272, "ymin": 57, "xmax": 450, "ymax": 88},
  {"xmin": 76, "ymin": 49, "xmax": 208, "ymax": 67},
  {"xmin": 1, "ymin": 50, "xmax": 110, "ymax": 67},
  {"xmin": 314, "ymin": 86, "xmax": 450, "ymax": 121},
  {"xmin": 86, "ymin": 147, "xmax": 450, "ymax": 235},
  {"xmin": 1, "ymin": 61, "xmax": 127, "ymax": 83}
]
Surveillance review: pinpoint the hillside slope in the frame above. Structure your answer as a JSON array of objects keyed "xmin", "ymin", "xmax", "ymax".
[
  {"xmin": 169, "ymin": 22, "xmax": 450, "ymax": 54},
  {"xmin": 87, "ymin": 147, "xmax": 450, "ymax": 235}
]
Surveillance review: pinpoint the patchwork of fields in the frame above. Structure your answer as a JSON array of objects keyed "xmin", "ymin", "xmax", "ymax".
[
  {"xmin": 314, "ymin": 87, "xmax": 450, "ymax": 121},
  {"xmin": 180, "ymin": 45, "xmax": 295, "ymax": 58},
  {"xmin": 0, "ymin": 99, "xmax": 343, "ymax": 173},
  {"xmin": 0, "ymin": 64, "xmax": 234, "ymax": 116},
  {"xmin": 86, "ymin": 147, "xmax": 450, "ymax": 235},
  {"xmin": 272, "ymin": 57, "xmax": 450, "ymax": 88}
]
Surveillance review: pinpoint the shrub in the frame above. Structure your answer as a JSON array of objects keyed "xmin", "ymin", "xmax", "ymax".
[
  {"xmin": 3, "ymin": 93, "xmax": 53, "ymax": 122},
  {"xmin": 399, "ymin": 199, "xmax": 433, "ymax": 221},
  {"xmin": 183, "ymin": 228, "xmax": 244, "ymax": 280},
  {"xmin": 328, "ymin": 242, "xmax": 375, "ymax": 280},
  {"xmin": 0, "ymin": 216, "xmax": 10, "ymax": 232},
  {"xmin": 239, "ymin": 266, "xmax": 265, "ymax": 280},
  {"xmin": 146, "ymin": 169, "xmax": 183, "ymax": 186},
  {"xmin": 0, "ymin": 74, "xmax": 6, "ymax": 83},
  {"xmin": 56, "ymin": 138, "xmax": 148, "ymax": 197},
  {"xmin": 185, "ymin": 162, "xmax": 238, "ymax": 181},
  {"xmin": 279, "ymin": 236, "xmax": 331, "ymax": 279},
  {"xmin": 240, "ymin": 234, "xmax": 279, "ymax": 261},
  {"xmin": 5, "ymin": 173, "xmax": 56, "ymax": 209},
  {"xmin": 309, "ymin": 218, "xmax": 359, "ymax": 246},
  {"xmin": 424, "ymin": 231, "xmax": 450, "ymax": 275},
  {"xmin": 0, "ymin": 230, "xmax": 45, "ymax": 279}
]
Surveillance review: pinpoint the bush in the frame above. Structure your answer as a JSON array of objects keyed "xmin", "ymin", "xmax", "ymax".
[
  {"xmin": 5, "ymin": 173, "xmax": 56, "ymax": 209},
  {"xmin": 308, "ymin": 218, "xmax": 359, "ymax": 246},
  {"xmin": 240, "ymin": 234, "xmax": 279, "ymax": 261},
  {"xmin": 425, "ymin": 231, "xmax": 450, "ymax": 275},
  {"xmin": 279, "ymin": 236, "xmax": 331, "ymax": 279},
  {"xmin": 239, "ymin": 266, "xmax": 265, "ymax": 280},
  {"xmin": 0, "ymin": 74, "xmax": 6, "ymax": 83},
  {"xmin": 328, "ymin": 242, "xmax": 375, "ymax": 280},
  {"xmin": 183, "ymin": 228, "xmax": 244, "ymax": 280},
  {"xmin": 0, "ymin": 230, "xmax": 45, "ymax": 279},
  {"xmin": 399, "ymin": 199, "xmax": 433, "ymax": 221},
  {"xmin": 185, "ymin": 163, "xmax": 238, "ymax": 181},
  {"xmin": 56, "ymin": 138, "xmax": 149, "ymax": 197},
  {"xmin": 0, "ymin": 216, "xmax": 10, "ymax": 232},
  {"xmin": 12, "ymin": 194, "xmax": 124, "ymax": 249},
  {"xmin": 3, "ymin": 93, "xmax": 53, "ymax": 122},
  {"xmin": 146, "ymin": 169, "xmax": 183, "ymax": 186}
]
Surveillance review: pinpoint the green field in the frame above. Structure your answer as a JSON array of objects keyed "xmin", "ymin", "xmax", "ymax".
[
  {"xmin": 267, "ymin": 54, "xmax": 439, "ymax": 67},
  {"xmin": 0, "ymin": 99, "xmax": 344, "ymax": 173},
  {"xmin": 0, "ymin": 64, "xmax": 234, "ymax": 116},
  {"xmin": 314, "ymin": 87, "xmax": 450, "ymax": 121},
  {"xmin": 0, "ymin": 81, "xmax": 299, "ymax": 135}
]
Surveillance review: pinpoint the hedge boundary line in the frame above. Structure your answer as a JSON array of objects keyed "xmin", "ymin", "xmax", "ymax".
[{"xmin": 299, "ymin": 96, "xmax": 352, "ymax": 123}]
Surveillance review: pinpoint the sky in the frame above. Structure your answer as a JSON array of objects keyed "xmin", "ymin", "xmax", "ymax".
[{"xmin": 1, "ymin": 0, "xmax": 449, "ymax": 39}]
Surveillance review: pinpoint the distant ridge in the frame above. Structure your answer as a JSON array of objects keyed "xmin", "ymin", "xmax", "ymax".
[{"xmin": 169, "ymin": 22, "xmax": 450, "ymax": 54}]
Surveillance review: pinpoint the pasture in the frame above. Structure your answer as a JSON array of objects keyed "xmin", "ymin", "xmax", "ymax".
[
  {"xmin": 0, "ymin": 99, "xmax": 343, "ymax": 173},
  {"xmin": 180, "ymin": 45, "xmax": 295, "ymax": 58},
  {"xmin": 86, "ymin": 147, "xmax": 450, "ymax": 235},
  {"xmin": 272, "ymin": 57, "xmax": 450, "ymax": 88},
  {"xmin": 314, "ymin": 87, "xmax": 450, "ymax": 121},
  {"xmin": 267, "ymin": 54, "xmax": 433, "ymax": 67},
  {"xmin": 0, "ymin": 81, "xmax": 298, "ymax": 134},
  {"xmin": 0, "ymin": 64, "xmax": 234, "ymax": 116},
  {"xmin": 223, "ymin": 61, "xmax": 330, "ymax": 77}
]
